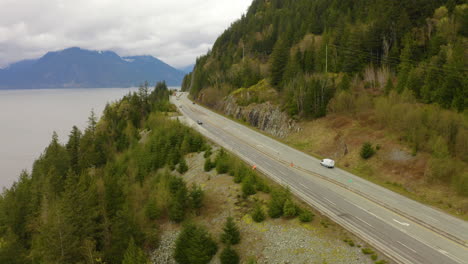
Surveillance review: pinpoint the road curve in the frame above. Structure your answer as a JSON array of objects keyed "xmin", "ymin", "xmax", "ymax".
[{"xmin": 172, "ymin": 93, "xmax": 468, "ymax": 264}]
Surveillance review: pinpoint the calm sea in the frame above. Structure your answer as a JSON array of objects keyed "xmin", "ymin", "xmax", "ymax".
[{"xmin": 0, "ymin": 87, "xmax": 178, "ymax": 190}]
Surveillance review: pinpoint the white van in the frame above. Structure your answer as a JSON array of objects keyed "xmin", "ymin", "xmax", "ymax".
[{"xmin": 320, "ymin": 159, "xmax": 335, "ymax": 168}]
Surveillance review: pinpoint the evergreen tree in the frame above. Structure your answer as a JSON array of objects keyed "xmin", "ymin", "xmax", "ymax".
[
  {"xmin": 251, "ymin": 204, "xmax": 266, "ymax": 223},
  {"xmin": 268, "ymin": 188, "xmax": 289, "ymax": 218},
  {"xmin": 396, "ymin": 36, "xmax": 413, "ymax": 93},
  {"xmin": 270, "ymin": 38, "xmax": 289, "ymax": 89},
  {"xmin": 241, "ymin": 175, "xmax": 256, "ymax": 197},
  {"xmin": 189, "ymin": 184, "xmax": 204, "ymax": 214},
  {"xmin": 169, "ymin": 189, "xmax": 186, "ymax": 223},
  {"xmin": 145, "ymin": 198, "xmax": 160, "ymax": 220},
  {"xmin": 178, "ymin": 158, "xmax": 189, "ymax": 174},
  {"xmin": 298, "ymin": 209, "xmax": 314, "ymax": 223},
  {"xmin": 283, "ymin": 199, "xmax": 297, "ymax": 218},
  {"xmin": 219, "ymin": 246, "xmax": 240, "ymax": 264},
  {"xmin": 174, "ymin": 224, "xmax": 218, "ymax": 264},
  {"xmin": 122, "ymin": 238, "xmax": 148, "ymax": 264},
  {"xmin": 204, "ymin": 158, "xmax": 213, "ymax": 172},
  {"xmin": 221, "ymin": 217, "xmax": 241, "ymax": 245},
  {"xmin": 360, "ymin": 142, "xmax": 376, "ymax": 159},
  {"xmin": 66, "ymin": 126, "xmax": 82, "ymax": 175}
]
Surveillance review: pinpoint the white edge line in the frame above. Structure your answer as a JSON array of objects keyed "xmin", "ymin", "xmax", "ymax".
[
  {"xmin": 356, "ymin": 216, "xmax": 373, "ymax": 228},
  {"xmin": 324, "ymin": 197, "xmax": 336, "ymax": 205},
  {"xmin": 397, "ymin": 241, "xmax": 417, "ymax": 253}
]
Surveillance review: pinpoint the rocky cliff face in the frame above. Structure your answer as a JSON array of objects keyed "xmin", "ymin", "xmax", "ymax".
[{"xmin": 217, "ymin": 96, "xmax": 300, "ymax": 138}]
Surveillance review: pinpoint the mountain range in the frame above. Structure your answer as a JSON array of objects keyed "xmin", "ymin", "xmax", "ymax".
[{"xmin": 0, "ymin": 47, "xmax": 185, "ymax": 89}]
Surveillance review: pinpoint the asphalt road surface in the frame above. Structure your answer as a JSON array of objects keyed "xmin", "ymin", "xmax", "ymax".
[{"xmin": 171, "ymin": 92, "xmax": 468, "ymax": 264}]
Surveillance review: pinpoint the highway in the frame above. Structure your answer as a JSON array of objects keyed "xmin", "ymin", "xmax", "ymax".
[{"xmin": 171, "ymin": 92, "xmax": 468, "ymax": 264}]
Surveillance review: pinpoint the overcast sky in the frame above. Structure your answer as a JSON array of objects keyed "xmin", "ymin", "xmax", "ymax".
[{"xmin": 0, "ymin": 0, "xmax": 253, "ymax": 68}]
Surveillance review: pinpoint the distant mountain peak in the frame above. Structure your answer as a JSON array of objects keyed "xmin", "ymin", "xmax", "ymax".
[{"xmin": 0, "ymin": 47, "xmax": 184, "ymax": 89}]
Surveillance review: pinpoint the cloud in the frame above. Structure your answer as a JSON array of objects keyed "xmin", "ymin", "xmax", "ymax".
[{"xmin": 0, "ymin": 0, "xmax": 252, "ymax": 68}]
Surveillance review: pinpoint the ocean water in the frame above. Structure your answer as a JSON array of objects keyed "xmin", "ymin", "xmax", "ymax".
[{"xmin": 0, "ymin": 87, "xmax": 177, "ymax": 190}]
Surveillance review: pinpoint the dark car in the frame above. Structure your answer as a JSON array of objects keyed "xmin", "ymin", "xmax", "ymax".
[{"xmin": 196, "ymin": 120, "xmax": 203, "ymax": 125}]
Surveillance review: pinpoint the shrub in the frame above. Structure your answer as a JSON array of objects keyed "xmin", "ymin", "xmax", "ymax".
[
  {"xmin": 219, "ymin": 246, "xmax": 240, "ymax": 264},
  {"xmin": 177, "ymin": 158, "xmax": 188, "ymax": 174},
  {"xmin": 168, "ymin": 197, "xmax": 185, "ymax": 223},
  {"xmin": 283, "ymin": 199, "xmax": 297, "ymax": 218},
  {"xmin": 343, "ymin": 238, "xmax": 355, "ymax": 247},
  {"xmin": 233, "ymin": 167, "xmax": 246, "ymax": 183},
  {"xmin": 362, "ymin": 248, "xmax": 375, "ymax": 255},
  {"xmin": 122, "ymin": 238, "xmax": 149, "ymax": 264},
  {"xmin": 242, "ymin": 176, "xmax": 256, "ymax": 197},
  {"xmin": 145, "ymin": 198, "xmax": 160, "ymax": 220},
  {"xmin": 298, "ymin": 209, "xmax": 314, "ymax": 222},
  {"xmin": 360, "ymin": 142, "xmax": 375, "ymax": 159},
  {"xmin": 204, "ymin": 147, "xmax": 212, "ymax": 158},
  {"xmin": 215, "ymin": 150, "xmax": 230, "ymax": 174},
  {"xmin": 221, "ymin": 217, "xmax": 240, "ymax": 245},
  {"xmin": 204, "ymin": 158, "xmax": 214, "ymax": 172},
  {"xmin": 268, "ymin": 188, "xmax": 289, "ymax": 218},
  {"xmin": 255, "ymin": 177, "xmax": 270, "ymax": 193},
  {"xmin": 189, "ymin": 184, "xmax": 204, "ymax": 213},
  {"xmin": 371, "ymin": 254, "xmax": 378, "ymax": 260},
  {"xmin": 251, "ymin": 204, "xmax": 266, "ymax": 223},
  {"xmin": 174, "ymin": 224, "xmax": 217, "ymax": 264},
  {"xmin": 375, "ymin": 260, "xmax": 388, "ymax": 264}
]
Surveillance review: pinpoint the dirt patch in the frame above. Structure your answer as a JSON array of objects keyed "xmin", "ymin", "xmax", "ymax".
[{"xmin": 387, "ymin": 149, "xmax": 413, "ymax": 162}]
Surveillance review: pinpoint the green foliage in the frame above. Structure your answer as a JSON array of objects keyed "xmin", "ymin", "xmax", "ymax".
[
  {"xmin": 0, "ymin": 229, "xmax": 28, "ymax": 264},
  {"xmin": 270, "ymin": 38, "xmax": 289, "ymax": 89},
  {"xmin": 204, "ymin": 146, "xmax": 212, "ymax": 158},
  {"xmin": 145, "ymin": 198, "xmax": 160, "ymax": 220},
  {"xmin": 343, "ymin": 238, "xmax": 355, "ymax": 247},
  {"xmin": 215, "ymin": 149, "xmax": 230, "ymax": 174},
  {"xmin": 268, "ymin": 188, "xmax": 290, "ymax": 218},
  {"xmin": 169, "ymin": 188, "xmax": 188, "ymax": 223},
  {"xmin": 187, "ymin": 0, "xmax": 467, "ymax": 117},
  {"xmin": 66, "ymin": 125, "xmax": 82, "ymax": 175},
  {"xmin": 241, "ymin": 175, "xmax": 257, "ymax": 197},
  {"xmin": 189, "ymin": 184, "xmax": 204, "ymax": 214},
  {"xmin": 298, "ymin": 209, "xmax": 314, "ymax": 222},
  {"xmin": 221, "ymin": 217, "xmax": 241, "ymax": 245},
  {"xmin": 0, "ymin": 82, "xmax": 210, "ymax": 263},
  {"xmin": 174, "ymin": 224, "xmax": 218, "ymax": 264},
  {"xmin": 339, "ymin": 74, "xmax": 351, "ymax": 91},
  {"xmin": 362, "ymin": 248, "xmax": 375, "ymax": 255},
  {"xmin": 219, "ymin": 246, "xmax": 240, "ymax": 264},
  {"xmin": 122, "ymin": 238, "xmax": 149, "ymax": 264},
  {"xmin": 283, "ymin": 199, "xmax": 297, "ymax": 218},
  {"xmin": 251, "ymin": 204, "xmax": 266, "ymax": 223},
  {"xmin": 360, "ymin": 142, "xmax": 376, "ymax": 159},
  {"xmin": 204, "ymin": 158, "xmax": 214, "ymax": 172},
  {"xmin": 178, "ymin": 158, "xmax": 189, "ymax": 174},
  {"xmin": 453, "ymin": 172, "xmax": 468, "ymax": 196}
]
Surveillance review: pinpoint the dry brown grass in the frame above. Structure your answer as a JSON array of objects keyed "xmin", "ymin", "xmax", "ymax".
[{"xmin": 285, "ymin": 113, "xmax": 468, "ymax": 219}]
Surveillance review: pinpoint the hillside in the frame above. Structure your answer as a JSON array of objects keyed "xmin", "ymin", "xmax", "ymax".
[
  {"xmin": 182, "ymin": 0, "xmax": 468, "ymax": 215},
  {"xmin": 0, "ymin": 82, "xmax": 389, "ymax": 264},
  {"xmin": 0, "ymin": 47, "xmax": 185, "ymax": 89}
]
